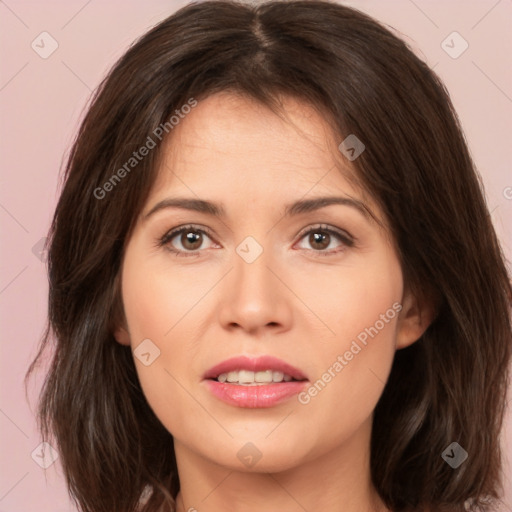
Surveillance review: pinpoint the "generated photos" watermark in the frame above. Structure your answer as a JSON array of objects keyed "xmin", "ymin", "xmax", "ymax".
[
  {"xmin": 298, "ymin": 301, "xmax": 402, "ymax": 405},
  {"xmin": 94, "ymin": 97, "xmax": 198, "ymax": 200}
]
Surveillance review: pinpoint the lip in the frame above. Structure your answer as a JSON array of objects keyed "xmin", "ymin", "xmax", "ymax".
[
  {"xmin": 203, "ymin": 355, "xmax": 309, "ymax": 408},
  {"xmin": 203, "ymin": 355, "xmax": 308, "ymax": 381},
  {"xmin": 204, "ymin": 380, "xmax": 308, "ymax": 408}
]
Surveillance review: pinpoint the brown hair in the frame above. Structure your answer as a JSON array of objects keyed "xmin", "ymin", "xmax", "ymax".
[{"xmin": 25, "ymin": 1, "xmax": 512, "ymax": 511}]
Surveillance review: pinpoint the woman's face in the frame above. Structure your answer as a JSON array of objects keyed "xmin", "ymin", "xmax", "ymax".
[{"xmin": 115, "ymin": 92, "xmax": 425, "ymax": 473}]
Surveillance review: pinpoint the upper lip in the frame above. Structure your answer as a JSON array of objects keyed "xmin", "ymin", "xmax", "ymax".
[{"xmin": 203, "ymin": 355, "xmax": 308, "ymax": 381}]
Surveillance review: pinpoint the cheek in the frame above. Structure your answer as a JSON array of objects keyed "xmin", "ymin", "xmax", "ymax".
[
  {"xmin": 296, "ymin": 310, "xmax": 398, "ymax": 452},
  {"xmin": 295, "ymin": 249, "xmax": 402, "ymax": 423},
  {"xmin": 119, "ymin": 247, "xmax": 211, "ymax": 432},
  {"xmin": 121, "ymin": 246, "xmax": 205, "ymax": 342},
  {"xmin": 291, "ymin": 246, "xmax": 403, "ymax": 345}
]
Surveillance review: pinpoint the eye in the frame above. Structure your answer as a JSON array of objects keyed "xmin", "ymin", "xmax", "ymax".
[
  {"xmin": 157, "ymin": 224, "xmax": 218, "ymax": 257},
  {"xmin": 157, "ymin": 223, "xmax": 355, "ymax": 258},
  {"xmin": 295, "ymin": 224, "xmax": 354, "ymax": 256}
]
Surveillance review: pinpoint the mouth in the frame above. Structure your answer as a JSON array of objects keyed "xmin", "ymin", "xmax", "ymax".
[
  {"xmin": 203, "ymin": 355, "xmax": 308, "ymax": 384},
  {"xmin": 203, "ymin": 355, "xmax": 309, "ymax": 408}
]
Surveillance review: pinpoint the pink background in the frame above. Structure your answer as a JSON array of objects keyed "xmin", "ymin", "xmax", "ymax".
[{"xmin": 1, "ymin": 1, "xmax": 511, "ymax": 510}]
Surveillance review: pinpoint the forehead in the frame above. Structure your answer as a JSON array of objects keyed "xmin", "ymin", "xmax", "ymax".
[{"xmin": 147, "ymin": 92, "xmax": 377, "ymax": 220}]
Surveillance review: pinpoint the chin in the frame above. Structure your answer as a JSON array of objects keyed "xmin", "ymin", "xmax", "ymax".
[{"xmin": 202, "ymin": 437, "xmax": 311, "ymax": 473}]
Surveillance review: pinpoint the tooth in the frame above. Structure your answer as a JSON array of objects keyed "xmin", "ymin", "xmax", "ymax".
[
  {"xmin": 272, "ymin": 371, "xmax": 284, "ymax": 382},
  {"xmin": 227, "ymin": 371, "xmax": 238, "ymax": 383},
  {"xmin": 238, "ymin": 370, "xmax": 254, "ymax": 383},
  {"xmin": 255, "ymin": 370, "xmax": 273, "ymax": 383},
  {"xmin": 218, "ymin": 369, "xmax": 297, "ymax": 384}
]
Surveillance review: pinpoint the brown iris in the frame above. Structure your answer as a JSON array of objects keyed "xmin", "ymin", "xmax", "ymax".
[{"xmin": 309, "ymin": 231, "xmax": 330, "ymax": 250}]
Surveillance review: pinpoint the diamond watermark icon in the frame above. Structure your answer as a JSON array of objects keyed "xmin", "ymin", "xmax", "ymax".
[
  {"xmin": 31, "ymin": 31, "xmax": 59, "ymax": 59},
  {"xmin": 338, "ymin": 134, "xmax": 365, "ymax": 161},
  {"xmin": 441, "ymin": 31, "xmax": 469, "ymax": 59},
  {"xmin": 31, "ymin": 441, "xmax": 58, "ymax": 469},
  {"xmin": 237, "ymin": 442, "xmax": 262, "ymax": 468},
  {"xmin": 441, "ymin": 441, "xmax": 468, "ymax": 468},
  {"xmin": 236, "ymin": 236, "xmax": 263, "ymax": 264},
  {"xmin": 133, "ymin": 338, "xmax": 161, "ymax": 366}
]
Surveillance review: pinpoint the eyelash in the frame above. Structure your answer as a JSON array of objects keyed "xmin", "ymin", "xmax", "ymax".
[{"xmin": 156, "ymin": 223, "xmax": 355, "ymax": 258}]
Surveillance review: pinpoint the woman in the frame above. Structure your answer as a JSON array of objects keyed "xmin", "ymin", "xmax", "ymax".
[{"xmin": 25, "ymin": 1, "xmax": 512, "ymax": 511}]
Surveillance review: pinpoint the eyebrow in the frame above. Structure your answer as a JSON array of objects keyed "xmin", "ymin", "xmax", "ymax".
[{"xmin": 143, "ymin": 195, "xmax": 378, "ymax": 224}]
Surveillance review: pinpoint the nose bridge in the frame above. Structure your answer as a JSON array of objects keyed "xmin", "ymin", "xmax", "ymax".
[
  {"xmin": 217, "ymin": 232, "xmax": 292, "ymax": 332},
  {"xmin": 232, "ymin": 234, "xmax": 275, "ymax": 302}
]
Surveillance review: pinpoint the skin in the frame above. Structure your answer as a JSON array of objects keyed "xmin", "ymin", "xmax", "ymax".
[{"xmin": 114, "ymin": 92, "xmax": 434, "ymax": 512}]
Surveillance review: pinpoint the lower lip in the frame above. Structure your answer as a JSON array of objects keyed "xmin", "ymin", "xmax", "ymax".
[{"xmin": 204, "ymin": 379, "xmax": 308, "ymax": 408}]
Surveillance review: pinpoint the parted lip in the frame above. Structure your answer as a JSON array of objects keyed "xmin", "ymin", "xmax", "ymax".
[{"xmin": 203, "ymin": 355, "xmax": 308, "ymax": 381}]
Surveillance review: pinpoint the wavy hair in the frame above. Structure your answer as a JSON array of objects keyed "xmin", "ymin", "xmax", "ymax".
[{"xmin": 25, "ymin": 1, "xmax": 512, "ymax": 511}]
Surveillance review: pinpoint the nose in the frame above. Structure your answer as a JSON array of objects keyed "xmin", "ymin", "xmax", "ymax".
[{"xmin": 217, "ymin": 245, "xmax": 293, "ymax": 336}]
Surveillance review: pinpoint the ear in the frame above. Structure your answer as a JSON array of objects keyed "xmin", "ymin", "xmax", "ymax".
[
  {"xmin": 395, "ymin": 286, "xmax": 437, "ymax": 350},
  {"xmin": 114, "ymin": 325, "xmax": 131, "ymax": 346},
  {"xmin": 110, "ymin": 276, "xmax": 131, "ymax": 346}
]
